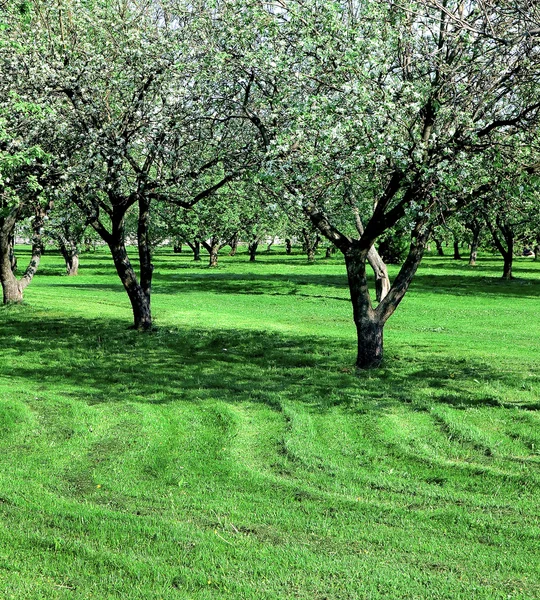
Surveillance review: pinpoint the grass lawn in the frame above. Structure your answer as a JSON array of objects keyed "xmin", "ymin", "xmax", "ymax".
[{"xmin": 0, "ymin": 245, "xmax": 539, "ymax": 599}]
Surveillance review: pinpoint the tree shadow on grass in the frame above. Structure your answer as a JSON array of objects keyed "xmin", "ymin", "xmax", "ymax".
[
  {"xmin": 144, "ymin": 270, "xmax": 539, "ymax": 300},
  {"xmin": 0, "ymin": 311, "xmax": 537, "ymax": 414}
]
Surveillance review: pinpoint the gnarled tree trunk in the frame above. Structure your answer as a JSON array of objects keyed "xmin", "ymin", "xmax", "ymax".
[
  {"xmin": 58, "ymin": 237, "xmax": 80, "ymax": 276},
  {"xmin": 201, "ymin": 237, "xmax": 227, "ymax": 268},
  {"xmin": 301, "ymin": 228, "xmax": 320, "ymax": 262},
  {"xmin": 1, "ymin": 202, "xmax": 49, "ymax": 304}
]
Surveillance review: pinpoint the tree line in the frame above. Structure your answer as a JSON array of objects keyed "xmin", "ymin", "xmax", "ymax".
[{"xmin": 1, "ymin": 0, "xmax": 539, "ymax": 368}]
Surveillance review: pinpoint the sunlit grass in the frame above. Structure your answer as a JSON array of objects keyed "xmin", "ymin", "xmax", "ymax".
[{"xmin": 0, "ymin": 245, "xmax": 538, "ymax": 599}]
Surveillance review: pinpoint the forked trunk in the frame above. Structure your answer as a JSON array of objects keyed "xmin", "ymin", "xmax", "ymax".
[
  {"xmin": 201, "ymin": 237, "xmax": 225, "ymax": 268},
  {"xmin": 186, "ymin": 240, "xmax": 201, "ymax": 261},
  {"xmin": 345, "ymin": 251, "xmax": 384, "ymax": 369},
  {"xmin": 1, "ymin": 202, "xmax": 47, "ymax": 304},
  {"xmin": 110, "ymin": 239, "xmax": 152, "ymax": 330},
  {"xmin": 485, "ymin": 217, "xmax": 514, "ymax": 280},
  {"xmin": 434, "ymin": 238, "xmax": 444, "ymax": 256},
  {"xmin": 106, "ymin": 209, "xmax": 152, "ymax": 331}
]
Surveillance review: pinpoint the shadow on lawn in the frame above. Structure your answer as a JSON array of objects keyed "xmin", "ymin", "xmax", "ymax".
[
  {"xmin": 1, "ymin": 311, "xmax": 537, "ymax": 413},
  {"xmin": 45, "ymin": 269, "xmax": 539, "ymax": 302},
  {"xmin": 146, "ymin": 269, "xmax": 539, "ymax": 300}
]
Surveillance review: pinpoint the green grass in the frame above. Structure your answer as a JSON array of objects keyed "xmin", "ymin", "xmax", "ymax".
[{"xmin": 0, "ymin": 246, "xmax": 539, "ymax": 599}]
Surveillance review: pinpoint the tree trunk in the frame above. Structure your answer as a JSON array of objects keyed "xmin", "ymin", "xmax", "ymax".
[
  {"xmin": 534, "ymin": 244, "xmax": 539, "ymax": 261},
  {"xmin": 173, "ymin": 241, "xmax": 182, "ymax": 253},
  {"xmin": 485, "ymin": 217, "xmax": 514, "ymax": 280},
  {"xmin": 248, "ymin": 237, "xmax": 259, "ymax": 262},
  {"xmin": 137, "ymin": 195, "xmax": 154, "ymax": 319},
  {"xmin": 228, "ymin": 232, "xmax": 239, "ymax": 256},
  {"xmin": 345, "ymin": 251, "xmax": 384, "ymax": 368},
  {"xmin": 302, "ymin": 229, "xmax": 320, "ymax": 262},
  {"xmin": 8, "ymin": 232, "xmax": 17, "ymax": 273},
  {"xmin": 107, "ymin": 212, "xmax": 152, "ymax": 331},
  {"xmin": 1, "ymin": 210, "xmax": 23, "ymax": 303},
  {"xmin": 209, "ymin": 248, "xmax": 219, "ymax": 267},
  {"xmin": 453, "ymin": 240, "xmax": 462, "ymax": 260},
  {"xmin": 266, "ymin": 237, "xmax": 275, "ymax": 252},
  {"xmin": 468, "ymin": 231, "xmax": 480, "ymax": 266},
  {"xmin": 1, "ymin": 243, "xmax": 23, "ymax": 303},
  {"xmin": 1, "ymin": 203, "xmax": 48, "ymax": 303},
  {"xmin": 285, "ymin": 238, "xmax": 292, "ymax": 255},
  {"xmin": 502, "ymin": 253, "xmax": 513, "ymax": 280},
  {"xmin": 355, "ymin": 316, "xmax": 384, "ymax": 369},
  {"xmin": 467, "ymin": 221, "xmax": 482, "ymax": 266},
  {"xmin": 59, "ymin": 238, "xmax": 79, "ymax": 276},
  {"xmin": 434, "ymin": 238, "xmax": 444, "ymax": 256},
  {"xmin": 186, "ymin": 239, "xmax": 201, "ymax": 261},
  {"xmin": 201, "ymin": 237, "xmax": 226, "ymax": 268}
]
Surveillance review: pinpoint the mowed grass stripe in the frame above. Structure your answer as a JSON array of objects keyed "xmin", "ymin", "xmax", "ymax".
[{"xmin": 0, "ymin": 247, "xmax": 538, "ymax": 598}]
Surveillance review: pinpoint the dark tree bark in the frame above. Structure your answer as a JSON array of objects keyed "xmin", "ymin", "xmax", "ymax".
[
  {"xmin": 304, "ymin": 195, "xmax": 431, "ymax": 369},
  {"xmin": 434, "ymin": 238, "xmax": 444, "ymax": 256},
  {"xmin": 485, "ymin": 216, "xmax": 514, "ymax": 280},
  {"xmin": 105, "ymin": 209, "xmax": 152, "ymax": 330},
  {"xmin": 285, "ymin": 238, "xmax": 292, "ymax": 254},
  {"xmin": 228, "ymin": 232, "xmax": 239, "ymax": 256},
  {"xmin": 186, "ymin": 239, "xmax": 201, "ymax": 261},
  {"xmin": 8, "ymin": 232, "xmax": 17, "ymax": 273},
  {"xmin": 248, "ymin": 236, "xmax": 260, "ymax": 262},
  {"xmin": 534, "ymin": 243, "xmax": 539, "ymax": 261},
  {"xmin": 173, "ymin": 241, "xmax": 182, "ymax": 253},
  {"xmin": 266, "ymin": 237, "xmax": 275, "ymax": 252},
  {"xmin": 82, "ymin": 190, "xmax": 154, "ymax": 330},
  {"xmin": 453, "ymin": 239, "xmax": 462, "ymax": 260}
]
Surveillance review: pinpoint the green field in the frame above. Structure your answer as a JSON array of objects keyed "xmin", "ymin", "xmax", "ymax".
[{"xmin": 0, "ymin": 247, "xmax": 539, "ymax": 599}]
